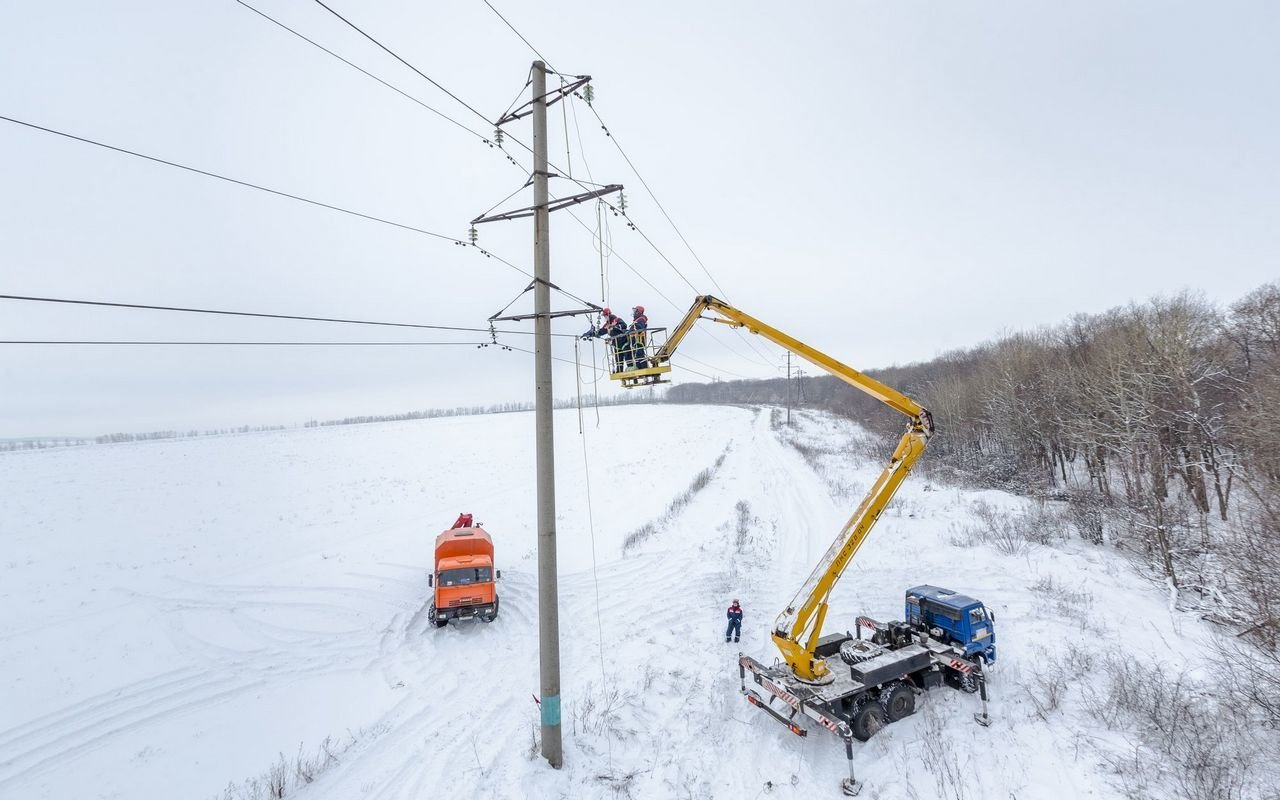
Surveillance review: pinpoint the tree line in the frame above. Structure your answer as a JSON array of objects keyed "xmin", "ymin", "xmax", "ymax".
[{"xmin": 670, "ymin": 281, "xmax": 1280, "ymax": 647}]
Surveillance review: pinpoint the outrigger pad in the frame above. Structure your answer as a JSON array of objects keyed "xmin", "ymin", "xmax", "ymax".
[
  {"xmin": 974, "ymin": 712, "xmax": 991, "ymax": 727},
  {"xmin": 841, "ymin": 778, "xmax": 863, "ymax": 797}
]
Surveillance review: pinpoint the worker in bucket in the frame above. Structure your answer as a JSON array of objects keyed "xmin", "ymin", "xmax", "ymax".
[
  {"xmin": 628, "ymin": 305, "xmax": 649, "ymax": 369},
  {"xmin": 725, "ymin": 598, "xmax": 743, "ymax": 643},
  {"xmin": 582, "ymin": 307, "xmax": 631, "ymax": 371}
]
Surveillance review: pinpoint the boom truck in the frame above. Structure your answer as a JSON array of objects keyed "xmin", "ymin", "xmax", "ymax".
[
  {"xmin": 427, "ymin": 513, "xmax": 500, "ymax": 627},
  {"xmin": 608, "ymin": 297, "xmax": 996, "ymax": 796}
]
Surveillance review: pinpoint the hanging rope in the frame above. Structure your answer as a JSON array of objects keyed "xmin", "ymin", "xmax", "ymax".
[{"xmin": 574, "ymin": 337, "xmax": 613, "ymax": 771}]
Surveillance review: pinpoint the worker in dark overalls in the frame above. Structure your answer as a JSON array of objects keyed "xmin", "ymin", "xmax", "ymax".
[
  {"xmin": 582, "ymin": 307, "xmax": 631, "ymax": 372},
  {"xmin": 629, "ymin": 305, "xmax": 649, "ymax": 369},
  {"xmin": 725, "ymin": 599, "xmax": 743, "ymax": 643}
]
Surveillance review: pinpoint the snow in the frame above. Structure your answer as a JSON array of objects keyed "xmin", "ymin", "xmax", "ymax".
[{"xmin": 0, "ymin": 404, "xmax": 1244, "ymax": 799}]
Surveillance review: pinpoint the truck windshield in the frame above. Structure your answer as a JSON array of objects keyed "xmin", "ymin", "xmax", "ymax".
[{"xmin": 438, "ymin": 567, "xmax": 493, "ymax": 586}]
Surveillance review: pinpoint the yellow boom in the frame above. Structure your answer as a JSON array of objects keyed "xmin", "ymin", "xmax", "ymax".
[{"xmin": 647, "ymin": 296, "xmax": 935, "ymax": 681}]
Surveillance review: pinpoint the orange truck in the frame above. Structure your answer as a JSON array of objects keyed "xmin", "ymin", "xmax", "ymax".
[{"xmin": 427, "ymin": 513, "xmax": 500, "ymax": 627}]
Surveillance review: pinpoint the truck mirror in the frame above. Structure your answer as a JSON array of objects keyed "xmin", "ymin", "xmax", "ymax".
[
  {"xmin": 496, "ymin": 570, "xmax": 502, "ymax": 580},
  {"xmin": 427, "ymin": 575, "xmax": 433, "ymax": 587}
]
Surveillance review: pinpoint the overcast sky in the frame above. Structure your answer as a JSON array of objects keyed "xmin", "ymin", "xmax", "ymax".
[{"xmin": 1, "ymin": 0, "xmax": 1276, "ymax": 437}]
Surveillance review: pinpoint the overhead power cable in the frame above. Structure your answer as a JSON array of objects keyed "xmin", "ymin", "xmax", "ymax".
[
  {"xmin": 234, "ymin": 0, "xmax": 490, "ymax": 144},
  {"xmin": 0, "ymin": 340, "xmax": 485, "ymax": 346},
  {"xmin": 310, "ymin": 0, "xmax": 494, "ymax": 126},
  {"xmin": 0, "ymin": 294, "xmax": 579, "ymax": 338},
  {"xmin": 0, "ymin": 115, "xmax": 461, "ymax": 244},
  {"xmin": 0, "ymin": 113, "xmax": 600, "ymax": 308},
  {"xmin": 482, "ymin": 1, "xmax": 556, "ymax": 72},
  {"xmin": 471, "ymin": 3, "xmax": 776, "ymax": 370},
  {"xmin": 301, "ymin": 0, "xmax": 596, "ymax": 196}
]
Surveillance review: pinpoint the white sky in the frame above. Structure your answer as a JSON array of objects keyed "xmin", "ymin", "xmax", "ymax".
[{"xmin": 1, "ymin": 0, "xmax": 1277, "ymax": 436}]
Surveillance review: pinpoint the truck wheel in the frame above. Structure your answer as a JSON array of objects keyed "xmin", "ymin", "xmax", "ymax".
[
  {"xmin": 850, "ymin": 700, "xmax": 886, "ymax": 742},
  {"xmin": 428, "ymin": 606, "xmax": 447, "ymax": 629},
  {"xmin": 483, "ymin": 598, "xmax": 499, "ymax": 622},
  {"xmin": 882, "ymin": 682, "xmax": 915, "ymax": 722}
]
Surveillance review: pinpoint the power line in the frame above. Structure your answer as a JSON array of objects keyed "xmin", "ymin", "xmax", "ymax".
[
  {"xmin": 234, "ymin": 0, "xmax": 491, "ymax": 145},
  {"xmin": 284, "ymin": 3, "xmax": 767, "ymax": 373},
  {"xmin": 310, "ymin": 0, "xmax": 494, "ymax": 127},
  {"xmin": 0, "ymin": 340, "xmax": 485, "ymax": 346},
  {"xmin": 0, "ymin": 114, "xmax": 460, "ymax": 244},
  {"xmin": 556, "ymin": 200, "xmax": 775, "ymax": 371},
  {"xmin": 482, "ymin": 1, "xmax": 556, "ymax": 72},
  {"xmin": 299, "ymin": 0, "xmax": 597, "ymax": 198},
  {"xmin": 585, "ymin": 102, "xmax": 732, "ymax": 299},
  {"xmin": 470, "ymin": 4, "xmax": 776, "ymax": 369},
  {"xmin": 0, "ymin": 112, "xmax": 607, "ymax": 307},
  {"xmin": 0, "ymin": 294, "xmax": 580, "ymax": 338}
]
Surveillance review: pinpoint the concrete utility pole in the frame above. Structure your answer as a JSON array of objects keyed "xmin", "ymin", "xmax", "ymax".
[
  {"xmin": 474, "ymin": 66, "xmax": 617, "ymax": 771},
  {"xmin": 530, "ymin": 60, "xmax": 563, "ymax": 769}
]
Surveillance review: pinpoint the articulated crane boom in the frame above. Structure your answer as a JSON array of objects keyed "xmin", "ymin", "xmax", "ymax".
[
  {"xmin": 653, "ymin": 296, "xmax": 935, "ymax": 680},
  {"xmin": 613, "ymin": 296, "xmax": 992, "ymax": 795}
]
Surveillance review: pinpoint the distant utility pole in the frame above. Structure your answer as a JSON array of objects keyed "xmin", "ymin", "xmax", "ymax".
[
  {"xmin": 786, "ymin": 351, "xmax": 792, "ymax": 426},
  {"xmin": 472, "ymin": 61, "xmax": 623, "ymax": 772}
]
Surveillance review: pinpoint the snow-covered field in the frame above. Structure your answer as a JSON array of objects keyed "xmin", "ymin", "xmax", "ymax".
[{"xmin": 0, "ymin": 405, "xmax": 1240, "ymax": 799}]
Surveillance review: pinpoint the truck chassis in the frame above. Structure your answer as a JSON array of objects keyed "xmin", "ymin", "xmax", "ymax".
[{"xmin": 739, "ymin": 621, "xmax": 991, "ymax": 796}]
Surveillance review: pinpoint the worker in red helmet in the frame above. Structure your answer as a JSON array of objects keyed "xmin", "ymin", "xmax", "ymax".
[
  {"xmin": 629, "ymin": 305, "xmax": 650, "ymax": 369},
  {"xmin": 582, "ymin": 307, "xmax": 631, "ymax": 372},
  {"xmin": 725, "ymin": 598, "xmax": 743, "ymax": 643}
]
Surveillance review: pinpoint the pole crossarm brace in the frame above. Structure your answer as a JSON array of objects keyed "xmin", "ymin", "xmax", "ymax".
[
  {"xmin": 496, "ymin": 75, "xmax": 591, "ymax": 127},
  {"xmin": 490, "ymin": 306, "xmax": 601, "ymax": 323},
  {"xmin": 471, "ymin": 184, "xmax": 623, "ymax": 225}
]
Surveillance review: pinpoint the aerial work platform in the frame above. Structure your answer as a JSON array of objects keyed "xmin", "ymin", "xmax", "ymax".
[{"xmin": 603, "ymin": 326, "xmax": 672, "ymax": 388}]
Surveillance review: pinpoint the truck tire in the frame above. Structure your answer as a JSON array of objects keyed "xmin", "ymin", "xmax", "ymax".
[
  {"xmin": 428, "ymin": 605, "xmax": 447, "ymax": 629},
  {"xmin": 850, "ymin": 700, "xmax": 886, "ymax": 742},
  {"xmin": 482, "ymin": 598, "xmax": 500, "ymax": 623},
  {"xmin": 882, "ymin": 682, "xmax": 915, "ymax": 722}
]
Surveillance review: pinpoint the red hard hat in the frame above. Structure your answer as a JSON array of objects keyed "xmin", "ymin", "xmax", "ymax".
[
  {"xmin": 633, "ymin": 305, "xmax": 645, "ymax": 315},
  {"xmin": 601, "ymin": 307, "xmax": 612, "ymax": 317}
]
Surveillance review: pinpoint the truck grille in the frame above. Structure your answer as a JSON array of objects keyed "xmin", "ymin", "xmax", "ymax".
[{"xmin": 447, "ymin": 598, "xmax": 481, "ymax": 607}]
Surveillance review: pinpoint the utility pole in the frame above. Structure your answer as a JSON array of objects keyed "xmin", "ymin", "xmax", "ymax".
[
  {"xmin": 786, "ymin": 351, "xmax": 792, "ymax": 426},
  {"xmin": 472, "ymin": 65, "xmax": 621, "ymax": 772},
  {"xmin": 530, "ymin": 60, "xmax": 563, "ymax": 769}
]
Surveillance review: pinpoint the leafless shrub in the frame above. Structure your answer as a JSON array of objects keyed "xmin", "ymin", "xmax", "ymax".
[
  {"xmin": 959, "ymin": 500, "xmax": 1071, "ymax": 555},
  {"xmin": 734, "ymin": 500, "xmax": 754, "ymax": 553},
  {"xmin": 947, "ymin": 522, "xmax": 982, "ymax": 548},
  {"xmin": 1022, "ymin": 650, "xmax": 1069, "ymax": 721},
  {"xmin": 915, "ymin": 701, "xmax": 971, "ymax": 800},
  {"xmin": 622, "ymin": 448, "xmax": 729, "ymax": 553},
  {"xmin": 570, "ymin": 681, "xmax": 631, "ymax": 738},
  {"xmin": 1085, "ymin": 652, "xmax": 1256, "ymax": 800},
  {"xmin": 1029, "ymin": 575, "xmax": 1095, "ymax": 628},
  {"xmin": 213, "ymin": 729, "xmax": 372, "ymax": 800},
  {"xmin": 1064, "ymin": 488, "xmax": 1108, "ymax": 544}
]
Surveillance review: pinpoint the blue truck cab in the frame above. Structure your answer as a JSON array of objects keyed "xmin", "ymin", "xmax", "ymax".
[{"xmin": 905, "ymin": 585, "xmax": 997, "ymax": 663}]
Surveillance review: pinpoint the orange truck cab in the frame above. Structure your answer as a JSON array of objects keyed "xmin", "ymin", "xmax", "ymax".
[{"xmin": 427, "ymin": 516, "xmax": 500, "ymax": 627}]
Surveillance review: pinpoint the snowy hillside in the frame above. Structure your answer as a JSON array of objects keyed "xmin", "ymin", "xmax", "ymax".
[{"xmin": 0, "ymin": 405, "xmax": 1259, "ymax": 799}]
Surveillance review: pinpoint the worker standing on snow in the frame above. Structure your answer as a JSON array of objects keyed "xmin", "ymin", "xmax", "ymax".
[{"xmin": 725, "ymin": 599, "xmax": 743, "ymax": 643}]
